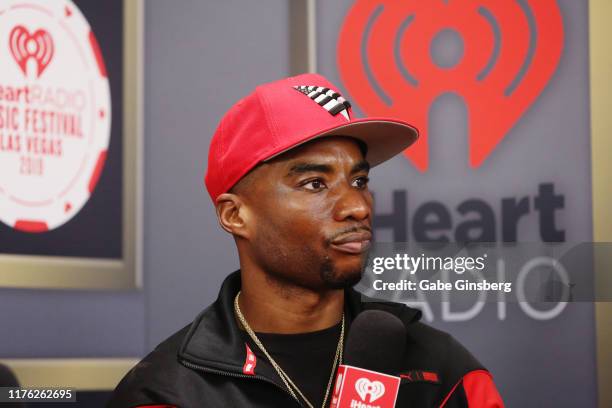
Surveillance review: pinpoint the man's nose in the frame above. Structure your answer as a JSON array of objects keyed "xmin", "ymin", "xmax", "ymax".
[{"xmin": 332, "ymin": 185, "xmax": 372, "ymax": 222}]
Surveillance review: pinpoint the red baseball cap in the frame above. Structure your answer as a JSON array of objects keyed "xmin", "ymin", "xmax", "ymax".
[{"xmin": 205, "ymin": 73, "xmax": 418, "ymax": 202}]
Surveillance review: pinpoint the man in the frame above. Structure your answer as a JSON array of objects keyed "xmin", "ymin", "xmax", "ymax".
[{"xmin": 109, "ymin": 74, "xmax": 504, "ymax": 407}]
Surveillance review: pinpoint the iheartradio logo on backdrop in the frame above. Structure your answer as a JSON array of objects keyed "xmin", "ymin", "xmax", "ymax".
[
  {"xmin": 9, "ymin": 25, "xmax": 54, "ymax": 78},
  {"xmin": 337, "ymin": 0, "xmax": 564, "ymax": 171}
]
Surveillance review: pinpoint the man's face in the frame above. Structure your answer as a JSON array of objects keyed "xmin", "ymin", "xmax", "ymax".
[{"xmin": 239, "ymin": 136, "xmax": 373, "ymax": 290}]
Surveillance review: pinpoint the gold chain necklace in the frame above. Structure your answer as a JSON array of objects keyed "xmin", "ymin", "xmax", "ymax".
[{"xmin": 234, "ymin": 291, "xmax": 344, "ymax": 408}]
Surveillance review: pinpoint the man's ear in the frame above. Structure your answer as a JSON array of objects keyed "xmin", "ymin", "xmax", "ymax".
[{"xmin": 215, "ymin": 193, "xmax": 252, "ymax": 238}]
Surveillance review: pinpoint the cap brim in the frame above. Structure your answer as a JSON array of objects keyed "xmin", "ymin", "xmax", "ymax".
[{"xmin": 265, "ymin": 118, "xmax": 419, "ymax": 167}]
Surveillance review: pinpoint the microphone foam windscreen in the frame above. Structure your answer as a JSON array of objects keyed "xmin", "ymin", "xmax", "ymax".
[
  {"xmin": 0, "ymin": 363, "xmax": 19, "ymax": 387},
  {"xmin": 0, "ymin": 363, "xmax": 26, "ymax": 408},
  {"xmin": 344, "ymin": 310, "xmax": 407, "ymax": 375}
]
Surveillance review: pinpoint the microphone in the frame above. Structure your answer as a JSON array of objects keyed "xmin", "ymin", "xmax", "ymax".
[
  {"xmin": 0, "ymin": 363, "xmax": 25, "ymax": 408},
  {"xmin": 329, "ymin": 310, "xmax": 406, "ymax": 408}
]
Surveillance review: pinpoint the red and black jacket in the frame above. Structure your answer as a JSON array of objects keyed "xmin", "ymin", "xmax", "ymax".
[{"xmin": 109, "ymin": 271, "xmax": 504, "ymax": 407}]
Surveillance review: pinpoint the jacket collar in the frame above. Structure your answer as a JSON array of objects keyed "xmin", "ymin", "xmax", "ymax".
[{"xmin": 178, "ymin": 270, "xmax": 422, "ymax": 378}]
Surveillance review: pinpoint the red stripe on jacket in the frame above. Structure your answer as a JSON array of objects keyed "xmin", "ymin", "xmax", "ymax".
[{"xmin": 440, "ymin": 369, "xmax": 504, "ymax": 407}]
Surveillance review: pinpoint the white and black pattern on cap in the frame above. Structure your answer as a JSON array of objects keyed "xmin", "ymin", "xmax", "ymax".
[{"xmin": 294, "ymin": 85, "xmax": 351, "ymax": 121}]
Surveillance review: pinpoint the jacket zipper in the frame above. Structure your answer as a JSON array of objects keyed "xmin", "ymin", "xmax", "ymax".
[{"xmin": 180, "ymin": 359, "xmax": 305, "ymax": 407}]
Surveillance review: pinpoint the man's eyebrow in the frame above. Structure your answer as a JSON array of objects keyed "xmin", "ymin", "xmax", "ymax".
[
  {"xmin": 351, "ymin": 160, "xmax": 370, "ymax": 174},
  {"xmin": 286, "ymin": 160, "xmax": 370, "ymax": 176},
  {"xmin": 287, "ymin": 163, "xmax": 334, "ymax": 176}
]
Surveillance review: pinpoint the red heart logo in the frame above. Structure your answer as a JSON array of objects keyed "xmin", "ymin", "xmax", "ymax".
[
  {"xmin": 9, "ymin": 25, "xmax": 54, "ymax": 78},
  {"xmin": 338, "ymin": 1, "xmax": 564, "ymax": 171}
]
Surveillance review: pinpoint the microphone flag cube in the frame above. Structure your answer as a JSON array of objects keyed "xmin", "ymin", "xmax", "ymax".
[{"xmin": 329, "ymin": 365, "xmax": 401, "ymax": 408}]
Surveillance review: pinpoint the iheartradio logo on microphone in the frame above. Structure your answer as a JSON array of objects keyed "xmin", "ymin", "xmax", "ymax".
[
  {"xmin": 355, "ymin": 378, "xmax": 385, "ymax": 403},
  {"xmin": 338, "ymin": 0, "xmax": 564, "ymax": 171},
  {"xmin": 329, "ymin": 365, "xmax": 400, "ymax": 408}
]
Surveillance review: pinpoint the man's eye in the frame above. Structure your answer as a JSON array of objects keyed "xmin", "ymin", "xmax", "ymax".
[
  {"xmin": 352, "ymin": 176, "xmax": 369, "ymax": 189},
  {"xmin": 303, "ymin": 179, "xmax": 327, "ymax": 190}
]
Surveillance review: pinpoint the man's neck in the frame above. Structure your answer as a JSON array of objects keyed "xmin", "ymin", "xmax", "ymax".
[{"xmin": 238, "ymin": 270, "xmax": 344, "ymax": 334}]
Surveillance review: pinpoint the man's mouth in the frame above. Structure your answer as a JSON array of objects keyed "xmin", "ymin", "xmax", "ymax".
[{"xmin": 330, "ymin": 231, "xmax": 372, "ymax": 254}]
